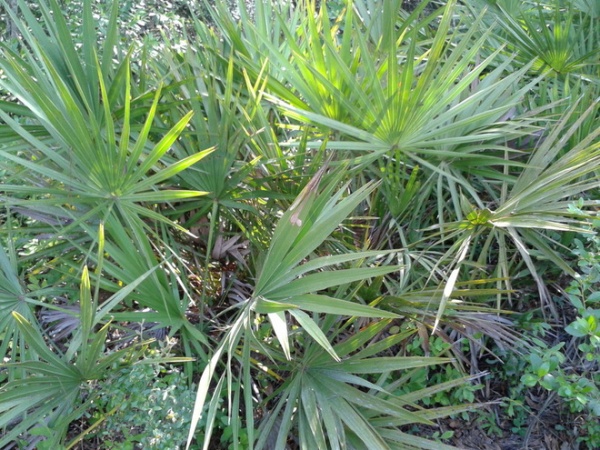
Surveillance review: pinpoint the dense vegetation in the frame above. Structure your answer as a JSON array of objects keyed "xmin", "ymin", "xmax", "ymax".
[{"xmin": 0, "ymin": 0, "xmax": 599, "ymax": 448}]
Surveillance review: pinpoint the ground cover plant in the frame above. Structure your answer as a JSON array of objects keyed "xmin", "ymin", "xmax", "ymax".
[{"xmin": 0, "ymin": 0, "xmax": 598, "ymax": 448}]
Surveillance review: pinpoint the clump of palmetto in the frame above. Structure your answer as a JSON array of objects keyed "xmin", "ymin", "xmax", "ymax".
[{"xmin": 0, "ymin": 0, "xmax": 598, "ymax": 449}]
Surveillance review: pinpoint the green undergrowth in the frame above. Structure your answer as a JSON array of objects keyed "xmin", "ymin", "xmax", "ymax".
[{"xmin": 0, "ymin": 0, "xmax": 599, "ymax": 448}]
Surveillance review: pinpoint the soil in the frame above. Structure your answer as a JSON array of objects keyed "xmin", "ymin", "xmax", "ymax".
[
  {"xmin": 416, "ymin": 408, "xmax": 583, "ymax": 450},
  {"xmin": 442, "ymin": 413, "xmax": 580, "ymax": 450}
]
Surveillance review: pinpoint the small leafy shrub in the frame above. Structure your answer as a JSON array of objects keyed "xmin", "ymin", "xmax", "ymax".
[
  {"xmin": 91, "ymin": 355, "xmax": 251, "ymax": 450},
  {"xmin": 520, "ymin": 345, "xmax": 600, "ymax": 448},
  {"xmin": 93, "ymin": 359, "xmax": 197, "ymax": 449},
  {"xmin": 518, "ymin": 207, "xmax": 600, "ymax": 448},
  {"xmin": 479, "ymin": 205, "xmax": 600, "ymax": 446}
]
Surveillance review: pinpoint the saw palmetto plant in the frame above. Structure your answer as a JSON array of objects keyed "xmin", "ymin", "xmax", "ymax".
[{"xmin": 1, "ymin": 0, "xmax": 599, "ymax": 448}]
